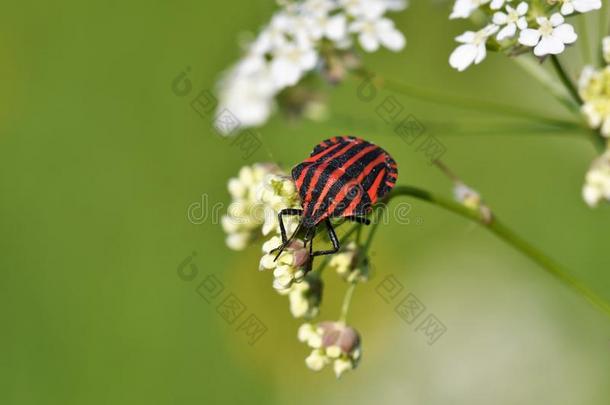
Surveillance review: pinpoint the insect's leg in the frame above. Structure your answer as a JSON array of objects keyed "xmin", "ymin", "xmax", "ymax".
[
  {"xmin": 277, "ymin": 208, "xmax": 303, "ymax": 244},
  {"xmin": 272, "ymin": 208, "xmax": 303, "ymax": 260},
  {"xmin": 311, "ymin": 219, "xmax": 340, "ymax": 257},
  {"xmin": 305, "ymin": 228, "xmax": 314, "ymax": 273},
  {"xmin": 344, "ymin": 215, "xmax": 371, "ymax": 225}
]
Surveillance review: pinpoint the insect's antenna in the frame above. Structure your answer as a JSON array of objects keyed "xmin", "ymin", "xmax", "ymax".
[{"xmin": 273, "ymin": 220, "xmax": 303, "ymax": 261}]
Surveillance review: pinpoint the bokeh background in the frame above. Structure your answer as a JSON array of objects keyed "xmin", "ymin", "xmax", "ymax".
[{"xmin": 1, "ymin": 1, "xmax": 610, "ymax": 404}]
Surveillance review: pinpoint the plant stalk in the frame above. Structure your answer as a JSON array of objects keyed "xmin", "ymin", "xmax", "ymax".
[{"xmin": 388, "ymin": 185, "xmax": 610, "ymax": 318}]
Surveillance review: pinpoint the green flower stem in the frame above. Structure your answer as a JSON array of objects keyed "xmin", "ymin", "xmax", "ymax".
[
  {"xmin": 339, "ymin": 282, "xmax": 357, "ymax": 323},
  {"xmin": 388, "ymin": 185, "xmax": 610, "ymax": 318},
  {"xmin": 549, "ymin": 55, "xmax": 583, "ymax": 106},
  {"xmin": 547, "ymin": 55, "xmax": 608, "ymax": 152},
  {"xmin": 352, "ymin": 69, "xmax": 574, "ymax": 127}
]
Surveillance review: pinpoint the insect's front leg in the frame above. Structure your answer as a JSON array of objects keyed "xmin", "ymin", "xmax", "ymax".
[
  {"xmin": 277, "ymin": 208, "xmax": 303, "ymax": 244},
  {"xmin": 310, "ymin": 219, "xmax": 340, "ymax": 258}
]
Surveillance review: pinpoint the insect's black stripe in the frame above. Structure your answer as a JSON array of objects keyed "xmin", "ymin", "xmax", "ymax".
[
  {"xmin": 299, "ymin": 162, "xmax": 318, "ymax": 202},
  {"xmin": 360, "ymin": 162, "xmax": 388, "ymax": 195},
  {"xmin": 307, "ymin": 137, "xmax": 361, "ymax": 163},
  {"xmin": 306, "ymin": 141, "xmax": 371, "ymax": 204},
  {"xmin": 291, "ymin": 162, "xmax": 308, "ymax": 182},
  {"xmin": 311, "ymin": 146, "xmax": 384, "ymax": 220},
  {"xmin": 301, "ymin": 141, "xmax": 364, "ymax": 217}
]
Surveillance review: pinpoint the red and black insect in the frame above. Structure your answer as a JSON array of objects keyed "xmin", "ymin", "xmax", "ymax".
[{"xmin": 273, "ymin": 136, "xmax": 398, "ymax": 270}]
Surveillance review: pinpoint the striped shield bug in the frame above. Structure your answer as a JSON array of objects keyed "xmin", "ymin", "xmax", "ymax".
[{"xmin": 272, "ymin": 136, "xmax": 398, "ymax": 271}]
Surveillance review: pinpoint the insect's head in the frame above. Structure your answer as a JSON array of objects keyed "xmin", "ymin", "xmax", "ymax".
[{"xmin": 300, "ymin": 215, "xmax": 316, "ymax": 231}]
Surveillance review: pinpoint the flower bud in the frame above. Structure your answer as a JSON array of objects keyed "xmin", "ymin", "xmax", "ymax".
[{"xmin": 298, "ymin": 321, "xmax": 362, "ymax": 378}]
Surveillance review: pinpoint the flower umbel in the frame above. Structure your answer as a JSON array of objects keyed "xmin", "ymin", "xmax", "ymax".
[
  {"xmin": 518, "ymin": 13, "xmax": 577, "ymax": 57},
  {"xmin": 329, "ymin": 241, "xmax": 369, "ymax": 283},
  {"xmin": 222, "ymin": 163, "xmax": 292, "ymax": 250},
  {"xmin": 215, "ymin": 0, "xmax": 407, "ymax": 133},
  {"xmin": 298, "ymin": 321, "xmax": 362, "ymax": 378},
  {"xmin": 579, "ymin": 64, "xmax": 610, "ymax": 138},
  {"xmin": 260, "ymin": 236, "xmax": 309, "ymax": 293},
  {"xmin": 447, "ymin": 0, "xmax": 592, "ymax": 70}
]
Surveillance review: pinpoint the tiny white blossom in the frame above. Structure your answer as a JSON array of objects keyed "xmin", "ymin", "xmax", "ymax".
[
  {"xmin": 299, "ymin": 321, "xmax": 362, "ymax": 377},
  {"xmin": 349, "ymin": 8, "xmax": 406, "ymax": 52},
  {"xmin": 578, "ymin": 65, "xmax": 610, "ymax": 137},
  {"xmin": 222, "ymin": 164, "xmax": 299, "ymax": 250},
  {"xmin": 329, "ymin": 242, "xmax": 369, "ymax": 282},
  {"xmin": 260, "ymin": 236, "xmax": 309, "ymax": 292},
  {"xmin": 582, "ymin": 150, "xmax": 610, "ymax": 207},
  {"xmin": 453, "ymin": 182, "xmax": 493, "ymax": 222},
  {"xmin": 449, "ymin": 25, "xmax": 499, "ymax": 71},
  {"xmin": 270, "ymin": 42, "xmax": 318, "ymax": 88},
  {"xmin": 385, "ymin": 0, "xmax": 409, "ymax": 11},
  {"xmin": 450, "ymin": 0, "xmax": 490, "ymax": 19},
  {"xmin": 603, "ymin": 36, "xmax": 610, "ymax": 64},
  {"xmin": 216, "ymin": 67, "xmax": 276, "ymax": 132},
  {"xmin": 309, "ymin": 12, "xmax": 349, "ymax": 42},
  {"xmin": 340, "ymin": 0, "xmax": 387, "ymax": 17},
  {"xmin": 216, "ymin": 0, "xmax": 407, "ymax": 132},
  {"xmin": 490, "ymin": 0, "xmax": 512, "ymax": 9},
  {"xmin": 287, "ymin": 276, "xmax": 323, "ymax": 318},
  {"xmin": 559, "ymin": 0, "xmax": 601, "ymax": 16},
  {"xmin": 518, "ymin": 13, "xmax": 577, "ymax": 57},
  {"xmin": 492, "ymin": 2, "xmax": 528, "ymax": 41}
]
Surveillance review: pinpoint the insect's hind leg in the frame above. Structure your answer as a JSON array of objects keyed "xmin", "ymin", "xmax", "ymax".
[
  {"xmin": 344, "ymin": 215, "xmax": 371, "ymax": 225},
  {"xmin": 310, "ymin": 219, "xmax": 340, "ymax": 258}
]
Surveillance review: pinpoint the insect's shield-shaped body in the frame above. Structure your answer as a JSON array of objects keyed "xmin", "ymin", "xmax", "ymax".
[{"xmin": 292, "ymin": 136, "xmax": 398, "ymax": 227}]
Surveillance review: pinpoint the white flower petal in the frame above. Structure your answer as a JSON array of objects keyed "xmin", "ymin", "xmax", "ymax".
[
  {"xmin": 553, "ymin": 24, "xmax": 578, "ymax": 44},
  {"xmin": 325, "ymin": 14, "xmax": 347, "ymax": 41},
  {"xmin": 519, "ymin": 29, "xmax": 541, "ymax": 47},
  {"xmin": 492, "ymin": 12, "xmax": 508, "ymax": 25},
  {"xmin": 516, "ymin": 2, "xmax": 528, "ymax": 14},
  {"xmin": 561, "ymin": 2, "xmax": 575, "ymax": 14},
  {"xmin": 490, "ymin": 0, "xmax": 504, "ymax": 9},
  {"xmin": 359, "ymin": 32, "xmax": 380, "ymax": 52},
  {"xmin": 380, "ymin": 28, "xmax": 406, "ymax": 51},
  {"xmin": 497, "ymin": 23, "xmax": 517, "ymax": 41},
  {"xmin": 455, "ymin": 31, "xmax": 476, "ymax": 43},
  {"xmin": 474, "ymin": 42, "xmax": 487, "ymax": 64},
  {"xmin": 534, "ymin": 36, "xmax": 565, "ymax": 56},
  {"xmin": 550, "ymin": 13, "xmax": 565, "ymax": 27},
  {"xmin": 573, "ymin": 0, "xmax": 602, "ymax": 13},
  {"xmin": 449, "ymin": 43, "xmax": 478, "ymax": 71}
]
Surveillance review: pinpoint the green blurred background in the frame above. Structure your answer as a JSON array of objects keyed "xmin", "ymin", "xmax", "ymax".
[{"xmin": 1, "ymin": 1, "xmax": 609, "ymax": 404}]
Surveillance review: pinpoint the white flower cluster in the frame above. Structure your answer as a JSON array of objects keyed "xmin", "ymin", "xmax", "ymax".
[
  {"xmin": 216, "ymin": 0, "xmax": 407, "ymax": 132},
  {"xmin": 329, "ymin": 241, "xmax": 369, "ymax": 282},
  {"xmin": 448, "ymin": 0, "xmax": 600, "ymax": 71},
  {"xmin": 222, "ymin": 164, "xmax": 299, "ymax": 250},
  {"xmin": 582, "ymin": 150, "xmax": 610, "ymax": 207},
  {"xmin": 578, "ymin": 37, "xmax": 610, "ymax": 138},
  {"xmin": 260, "ymin": 236, "xmax": 309, "ymax": 293},
  {"xmin": 288, "ymin": 274, "xmax": 323, "ymax": 318},
  {"xmin": 223, "ymin": 164, "xmax": 323, "ymax": 318},
  {"xmin": 298, "ymin": 321, "xmax": 362, "ymax": 378}
]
